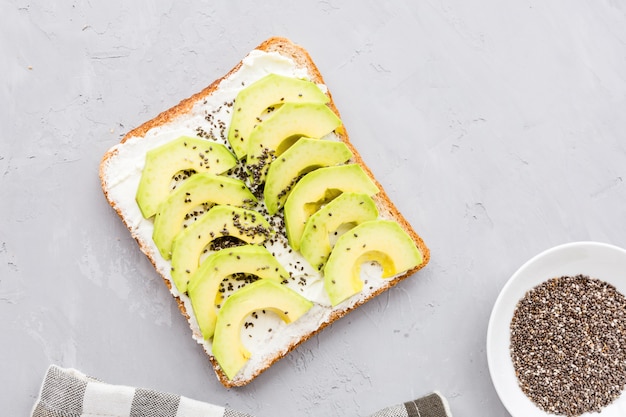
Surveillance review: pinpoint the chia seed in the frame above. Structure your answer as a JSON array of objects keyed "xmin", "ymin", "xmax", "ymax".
[{"xmin": 510, "ymin": 274, "xmax": 626, "ymax": 416}]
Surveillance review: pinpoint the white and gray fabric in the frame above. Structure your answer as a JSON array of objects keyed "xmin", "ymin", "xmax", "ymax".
[
  {"xmin": 31, "ymin": 366, "xmax": 251, "ymax": 417},
  {"xmin": 367, "ymin": 393, "xmax": 451, "ymax": 417},
  {"xmin": 31, "ymin": 365, "xmax": 452, "ymax": 417}
]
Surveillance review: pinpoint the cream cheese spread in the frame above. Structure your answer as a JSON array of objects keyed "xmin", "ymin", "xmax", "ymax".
[{"xmin": 102, "ymin": 49, "xmax": 395, "ymax": 382}]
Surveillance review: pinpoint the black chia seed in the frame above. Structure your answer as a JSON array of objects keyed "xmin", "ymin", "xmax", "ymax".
[{"xmin": 510, "ymin": 274, "xmax": 626, "ymax": 417}]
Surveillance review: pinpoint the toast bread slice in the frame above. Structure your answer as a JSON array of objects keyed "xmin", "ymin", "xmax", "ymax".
[{"xmin": 99, "ymin": 36, "xmax": 429, "ymax": 387}]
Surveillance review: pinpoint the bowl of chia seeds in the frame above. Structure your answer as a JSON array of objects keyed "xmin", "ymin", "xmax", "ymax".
[{"xmin": 487, "ymin": 241, "xmax": 626, "ymax": 417}]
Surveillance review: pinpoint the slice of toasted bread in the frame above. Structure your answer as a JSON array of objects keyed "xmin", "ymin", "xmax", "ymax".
[{"xmin": 99, "ymin": 36, "xmax": 429, "ymax": 387}]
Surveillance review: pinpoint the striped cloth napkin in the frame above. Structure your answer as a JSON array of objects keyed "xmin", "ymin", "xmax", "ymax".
[{"xmin": 31, "ymin": 365, "xmax": 452, "ymax": 417}]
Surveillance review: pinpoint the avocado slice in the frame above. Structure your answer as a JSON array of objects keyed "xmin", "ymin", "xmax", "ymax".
[
  {"xmin": 136, "ymin": 136, "xmax": 237, "ymax": 219},
  {"xmin": 283, "ymin": 164, "xmax": 379, "ymax": 250},
  {"xmin": 152, "ymin": 173, "xmax": 256, "ymax": 260},
  {"xmin": 299, "ymin": 193, "xmax": 379, "ymax": 271},
  {"xmin": 324, "ymin": 220, "xmax": 423, "ymax": 306},
  {"xmin": 246, "ymin": 102, "xmax": 342, "ymax": 187},
  {"xmin": 212, "ymin": 279, "xmax": 313, "ymax": 380},
  {"xmin": 187, "ymin": 245, "xmax": 289, "ymax": 340},
  {"xmin": 170, "ymin": 205, "xmax": 272, "ymax": 293},
  {"xmin": 227, "ymin": 73, "xmax": 330, "ymax": 159},
  {"xmin": 263, "ymin": 138, "xmax": 353, "ymax": 215}
]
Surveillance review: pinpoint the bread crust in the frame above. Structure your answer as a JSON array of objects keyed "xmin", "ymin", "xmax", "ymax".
[{"xmin": 99, "ymin": 36, "xmax": 429, "ymax": 388}]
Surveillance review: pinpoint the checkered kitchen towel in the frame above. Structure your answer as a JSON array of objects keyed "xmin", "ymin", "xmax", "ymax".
[{"xmin": 31, "ymin": 365, "xmax": 452, "ymax": 417}]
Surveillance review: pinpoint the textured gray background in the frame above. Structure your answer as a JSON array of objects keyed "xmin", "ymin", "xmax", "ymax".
[{"xmin": 2, "ymin": 1, "xmax": 626, "ymax": 416}]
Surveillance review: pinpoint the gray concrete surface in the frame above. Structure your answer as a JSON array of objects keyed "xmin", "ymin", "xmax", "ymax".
[{"xmin": 2, "ymin": 1, "xmax": 626, "ymax": 416}]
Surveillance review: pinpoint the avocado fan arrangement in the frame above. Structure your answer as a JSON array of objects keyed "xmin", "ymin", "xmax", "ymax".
[{"xmin": 131, "ymin": 73, "xmax": 425, "ymax": 380}]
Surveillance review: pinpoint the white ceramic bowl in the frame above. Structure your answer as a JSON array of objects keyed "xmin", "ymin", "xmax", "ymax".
[{"xmin": 487, "ymin": 241, "xmax": 626, "ymax": 417}]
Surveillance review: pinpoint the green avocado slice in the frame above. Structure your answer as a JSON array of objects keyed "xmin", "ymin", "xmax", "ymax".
[
  {"xmin": 212, "ymin": 279, "xmax": 313, "ymax": 380},
  {"xmin": 283, "ymin": 164, "xmax": 379, "ymax": 250},
  {"xmin": 227, "ymin": 73, "xmax": 330, "ymax": 159},
  {"xmin": 299, "ymin": 193, "xmax": 379, "ymax": 272},
  {"xmin": 245, "ymin": 102, "xmax": 342, "ymax": 187},
  {"xmin": 152, "ymin": 173, "xmax": 256, "ymax": 260},
  {"xmin": 136, "ymin": 136, "xmax": 237, "ymax": 219},
  {"xmin": 263, "ymin": 138, "xmax": 353, "ymax": 215},
  {"xmin": 324, "ymin": 220, "xmax": 423, "ymax": 306},
  {"xmin": 187, "ymin": 245, "xmax": 289, "ymax": 340},
  {"xmin": 170, "ymin": 205, "xmax": 271, "ymax": 293}
]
